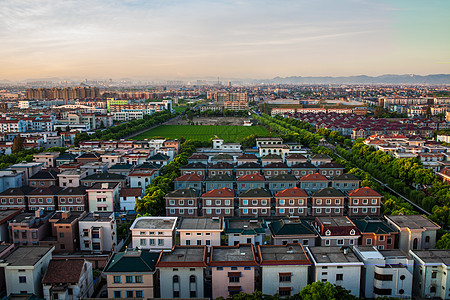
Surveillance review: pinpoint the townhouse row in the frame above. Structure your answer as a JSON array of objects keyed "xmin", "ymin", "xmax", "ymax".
[{"xmin": 165, "ymin": 186, "xmax": 382, "ymax": 218}]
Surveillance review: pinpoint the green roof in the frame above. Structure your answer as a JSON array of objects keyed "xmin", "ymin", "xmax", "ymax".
[
  {"xmin": 109, "ymin": 163, "xmax": 134, "ymax": 170},
  {"xmin": 105, "ymin": 250, "xmax": 159, "ymax": 273},
  {"xmin": 353, "ymin": 218, "xmax": 396, "ymax": 234},
  {"xmin": 268, "ymin": 174, "xmax": 298, "ymax": 182},
  {"xmin": 224, "ymin": 218, "xmax": 267, "ymax": 235},
  {"xmin": 312, "ymin": 187, "xmax": 345, "ymax": 197},
  {"xmin": 269, "ymin": 219, "xmax": 316, "ymax": 236},
  {"xmin": 239, "ymin": 187, "xmax": 272, "ymax": 198}
]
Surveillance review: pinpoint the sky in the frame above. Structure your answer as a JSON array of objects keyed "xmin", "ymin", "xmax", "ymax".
[{"xmin": 0, "ymin": 0, "xmax": 449, "ymax": 80}]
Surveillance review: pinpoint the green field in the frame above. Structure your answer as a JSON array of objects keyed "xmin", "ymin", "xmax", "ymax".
[{"xmin": 132, "ymin": 125, "xmax": 273, "ymax": 142}]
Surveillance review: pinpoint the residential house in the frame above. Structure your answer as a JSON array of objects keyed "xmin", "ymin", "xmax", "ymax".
[
  {"xmin": 258, "ymin": 244, "xmax": 311, "ymax": 297},
  {"xmin": 268, "ymin": 174, "xmax": 297, "ymax": 193},
  {"xmin": 313, "ymin": 216, "xmax": 360, "ymax": 247},
  {"xmin": 353, "ymin": 217, "xmax": 398, "ymax": 250},
  {"xmin": 299, "ymin": 173, "xmax": 329, "ymax": 193},
  {"xmin": 54, "ymin": 153, "xmax": 78, "ymax": 167},
  {"xmin": 385, "ymin": 215, "xmax": 440, "ymax": 253},
  {"xmin": 208, "ymin": 162, "xmax": 234, "ymax": 177},
  {"xmin": 236, "ymin": 154, "xmax": 258, "ymax": 165},
  {"xmin": 28, "ymin": 170, "xmax": 59, "ymax": 188},
  {"xmin": 225, "ymin": 218, "xmax": 267, "ymax": 246},
  {"xmin": 0, "ymin": 186, "xmax": 35, "ymax": 210},
  {"xmin": 87, "ymin": 182, "xmax": 120, "ymax": 212},
  {"xmin": 119, "ymin": 188, "xmax": 142, "ymax": 212},
  {"xmin": 9, "ymin": 209, "xmax": 54, "ymax": 246},
  {"xmin": 42, "ymin": 259, "xmax": 93, "ymax": 299},
  {"xmin": 147, "ymin": 153, "xmax": 170, "ymax": 166},
  {"xmin": 209, "ymin": 244, "xmax": 258, "ymax": 299},
  {"xmin": 238, "ymin": 188, "xmax": 271, "ymax": 217},
  {"xmin": 259, "ymin": 145, "xmax": 290, "ymax": 161},
  {"xmin": 27, "ymin": 186, "xmax": 62, "ymax": 211},
  {"xmin": 76, "ymin": 152, "xmax": 101, "ymax": 163},
  {"xmin": 0, "ymin": 246, "xmax": 54, "ymax": 297},
  {"xmin": 211, "ymin": 153, "xmax": 234, "ymax": 164},
  {"xmin": 187, "ymin": 153, "xmax": 209, "ymax": 164},
  {"xmin": 256, "ymin": 137, "xmax": 283, "ymax": 148},
  {"xmin": 348, "ymin": 187, "xmax": 382, "ymax": 217},
  {"xmin": 104, "ymin": 249, "xmax": 159, "ymax": 299},
  {"xmin": 178, "ymin": 218, "xmax": 223, "ymax": 247},
  {"xmin": 290, "ymin": 162, "xmax": 317, "ymax": 179},
  {"xmin": 235, "ymin": 162, "xmax": 262, "ymax": 178},
  {"xmin": 263, "ymin": 162, "xmax": 289, "ymax": 179},
  {"xmin": 331, "ymin": 173, "xmax": 360, "ymax": 192},
  {"xmin": 156, "ymin": 246, "xmax": 208, "ymax": 299},
  {"xmin": 0, "ymin": 169, "xmax": 23, "ymax": 194},
  {"xmin": 306, "ymin": 246, "xmax": 363, "ymax": 297},
  {"xmin": 311, "ymin": 187, "xmax": 345, "ymax": 217},
  {"xmin": 409, "ymin": 250, "xmax": 450, "ymax": 300},
  {"xmin": 173, "ymin": 174, "xmax": 203, "ymax": 192},
  {"xmin": 180, "ymin": 162, "xmax": 207, "ymax": 178},
  {"xmin": 285, "ymin": 154, "xmax": 308, "ymax": 167},
  {"xmin": 108, "ymin": 163, "xmax": 134, "ymax": 177},
  {"xmin": 129, "ymin": 169, "xmax": 158, "ymax": 189},
  {"xmin": 8, "ymin": 162, "xmax": 43, "ymax": 185},
  {"xmin": 261, "ymin": 154, "xmax": 283, "ymax": 167},
  {"xmin": 0, "ymin": 209, "xmax": 22, "ymax": 242},
  {"xmin": 80, "ymin": 172, "xmax": 126, "ymax": 188},
  {"xmin": 274, "ymin": 187, "xmax": 308, "ymax": 217},
  {"xmin": 56, "ymin": 186, "xmax": 87, "ymax": 212},
  {"xmin": 309, "ymin": 154, "xmax": 332, "ymax": 166},
  {"xmin": 269, "ymin": 219, "xmax": 317, "ymax": 247},
  {"xmin": 317, "ymin": 162, "xmax": 345, "ymax": 178},
  {"xmin": 236, "ymin": 173, "xmax": 266, "ymax": 193},
  {"xmin": 79, "ymin": 212, "xmax": 117, "ymax": 253},
  {"xmin": 205, "ymin": 174, "xmax": 234, "ymax": 192},
  {"xmin": 130, "ymin": 216, "xmax": 177, "ymax": 251},
  {"xmin": 165, "ymin": 188, "xmax": 200, "ymax": 217},
  {"xmin": 201, "ymin": 188, "xmax": 235, "ymax": 217},
  {"xmin": 101, "ymin": 153, "xmax": 124, "ymax": 168},
  {"xmin": 353, "ymin": 246, "xmax": 413, "ymax": 299},
  {"xmin": 57, "ymin": 169, "xmax": 87, "ymax": 188},
  {"xmin": 33, "ymin": 152, "xmax": 60, "ymax": 168}
]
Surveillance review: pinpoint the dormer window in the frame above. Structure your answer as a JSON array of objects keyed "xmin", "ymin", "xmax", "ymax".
[
  {"xmin": 325, "ymin": 230, "xmax": 331, "ymax": 236},
  {"xmin": 350, "ymin": 229, "xmax": 355, "ymax": 235}
]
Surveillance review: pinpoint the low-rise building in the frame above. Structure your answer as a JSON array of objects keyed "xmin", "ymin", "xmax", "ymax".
[
  {"xmin": 9, "ymin": 209, "xmax": 54, "ymax": 246},
  {"xmin": 57, "ymin": 169, "xmax": 87, "ymax": 188},
  {"xmin": 313, "ymin": 216, "xmax": 360, "ymax": 247},
  {"xmin": 348, "ymin": 187, "xmax": 382, "ymax": 217},
  {"xmin": 130, "ymin": 216, "xmax": 177, "ymax": 251},
  {"xmin": 33, "ymin": 152, "xmax": 60, "ymax": 168},
  {"xmin": 56, "ymin": 186, "xmax": 87, "ymax": 212},
  {"xmin": 165, "ymin": 188, "xmax": 200, "ymax": 217},
  {"xmin": 87, "ymin": 182, "xmax": 120, "ymax": 212},
  {"xmin": 299, "ymin": 173, "xmax": 329, "ymax": 193},
  {"xmin": 269, "ymin": 218, "xmax": 317, "ymax": 247},
  {"xmin": 42, "ymin": 259, "xmax": 94, "ymax": 299},
  {"xmin": 201, "ymin": 188, "xmax": 235, "ymax": 217},
  {"xmin": 27, "ymin": 185, "xmax": 62, "ymax": 211},
  {"xmin": 268, "ymin": 174, "xmax": 298, "ymax": 192},
  {"xmin": 236, "ymin": 173, "xmax": 266, "ymax": 193},
  {"xmin": 205, "ymin": 174, "xmax": 234, "ymax": 192},
  {"xmin": 104, "ymin": 249, "xmax": 159, "ymax": 299},
  {"xmin": 129, "ymin": 169, "xmax": 158, "ymax": 189},
  {"xmin": 385, "ymin": 215, "xmax": 440, "ymax": 253},
  {"xmin": 0, "ymin": 186, "xmax": 34, "ymax": 210},
  {"xmin": 225, "ymin": 218, "xmax": 267, "ymax": 246},
  {"xmin": 258, "ymin": 244, "xmax": 311, "ymax": 297},
  {"xmin": 306, "ymin": 246, "xmax": 363, "ymax": 297},
  {"xmin": 353, "ymin": 217, "xmax": 398, "ymax": 250},
  {"xmin": 178, "ymin": 217, "xmax": 223, "ymax": 247},
  {"xmin": 238, "ymin": 188, "xmax": 271, "ymax": 217},
  {"xmin": 157, "ymin": 246, "xmax": 208, "ymax": 298},
  {"xmin": 274, "ymin": 187, "xmax": 308, "ymax": 217},
  {"xmin": 210, "ymin": 244, "xmax": 258, "ymax": 299},
  {"xmin": 173, "ymin": 173, "xmax": 203, "ymax": 192},
  {"xmin": 119, "ymin": 188, "xmax": 142, "ymax": 212},
  {"xmin": 79, "ymin": 212, "xmax": 117, "ymax": 253},
  {"xmin": 354, "ymin": 246, "xmax": 413, "ymax": 299},
  {"xmin": 311, "ymin": 187, "xmax": 345, "ymax": 217},
  {"xmin": 331, "ymin": 173, "xmax": 360, "ymax": 192}
]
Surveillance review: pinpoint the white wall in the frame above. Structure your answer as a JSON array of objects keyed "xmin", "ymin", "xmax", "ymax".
[
  {"xmin": 262, "ymin": 265, "xmax": 308, "ymax": 296},
  {"xmin": 179, "ymin": 230, "xmax": 221, "ymax": 247},
  {"xmin": 159, "ymin": 267, "xmax": 205, "ymax": 298}
]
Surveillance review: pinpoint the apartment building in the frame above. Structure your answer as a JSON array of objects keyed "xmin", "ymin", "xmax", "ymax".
[
  {"xmin": 165, "ymin": 188, "xmax": 200, "ymax": 217},
  {"xmin": 269, "ymin": 219, "xmax": 317, "ymax": 247},
  {"xmin": 178, "ymin": 218, "xmax": 223, "ymax": 247},
  {"xmin": 201, "ymin": 188, "xmax": 235, "ymax": 217},
  {"xmin": 130, "ymin": 216, "xmax": 177, "ymax": 251},
  {"xmin": 87, "ymin": 182, "xmax": 120, "ymax": 212},
  {"xmin": 57, "ymin": 186, "xmax": 87, "ymax": 212},
  {"xmin": 313, "ymin": 216, "xmax": 360, "ymax": 247},
  {"xmin": 348, "ymin": 187, "xmax": 382, "ymax": 217},
  {"xmin": 238, "ymin": 188, "xmax": 271, "ymax": 217},
  {"xmin": 274, "ymin": 187, "xmax": 308, "ymax": 217},
  {"xmin": 225, "ymin": 218, "xmax": 267, "ymax": 246},
  {"xmin": 311, "ymin": 187, "xmax": 345, "ymax": 217},
  {"xmin": 79, "ymin": 212, "xmax": 117, "ymax": 253}
]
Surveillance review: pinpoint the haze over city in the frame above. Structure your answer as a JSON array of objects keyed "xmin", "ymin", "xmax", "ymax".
[{"xmin": 1, "ymin": 0, "xmax": 449, "ymax": 81}]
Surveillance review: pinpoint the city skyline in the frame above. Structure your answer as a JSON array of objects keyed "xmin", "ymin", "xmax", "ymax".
[{"xmin": 1, "ymin": 0, "xmax": 449, "ymax": 81}]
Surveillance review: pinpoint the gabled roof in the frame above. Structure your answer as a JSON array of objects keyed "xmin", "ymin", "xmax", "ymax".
[
  {"xmin": 299, "ymin": 173, "xmax": 329, "ymax": 182},
  {"xmin": 239, "ymin": 187, "xmax": 272, "ymax": 198},
  {"xmin": 264, "ymin": 162, "xmax": 289, "ymax": 169},
  {"xmin": 148, "ymin": 153, "xmax": 170, "ymax": 161},
  {"xmin": 235, "ymin": 162, "xmax": 262, "ymax": 169},
  {"xmin": 188, "ymin": 153, "xmax": 209, "ymax": 160},
  {"xmin": 312, "ymin": 187, "xmax": 345, "ymax": 197},
  {"xmin": 332, "ymin": 173, "xmax": 360, "ymax": 181},
  {"xmin": 105, "ymin": 250, "xmax": 159, "ymax": 273},
  {"xmin": 82, "ymin": 172, "xmax": 126, "ymax": 181},
  {"xmin": 237, "ymin": 154, "xmax": 257, "ymax": 160},
  {"xmin": 0, "ymin": 186, "xmax": 35, "ymax": 196},
  {"xmin": 55, "ymin": 153, "xmax": 78, "ymax": 161},
  {"xmin": 109, "ymin": 163, "xmax": 134, "ymax": 170},
  {"xmin": 120, "ymin": 188, "xmax": 143, "ymax": 198},
  {"xmin": 77, "ymin": 152, "xmax": 101, "ymax": 159},
  {"xmin": 268, "ymin": 174, "xmax": 298, "ymax": 182},
  {"xmin": 135, "ymin": 163, "xmax": 160, "ymax": 170},
  {"xmin": 290, "ymin": 162, "xmax": 316, "ymax": 169},
  {"xmin": 211, "ymin": 153, "xmax": 233, "ymax": 160},
  {"xmin": 57, "ymin": 186, "xmax": 87, "ymax": 196},
  {"xmin": 269, "ymin": 219, "xmax": 316, "ymax": 236},
  {"xmin": 237, "ymin": 173, "xmax": 266, "ymax": 182},
  {"xmin": 348, "ymin": 186, "xmax": 381, "ymax": 197},
  {"xmin": 275, "ymin": 187, "xmax": 308, "ymax": 198},
  {"xmin": 166, "ymin": 188, "xmax": 200, "ymax": 198},
  {"xmin": 353, "ymin": 218, "xmax": 396, "ymax": 234},
  {"xmin": 202, "ymin": 187, "xmax": 235, "ymax": 198},
  {"xmin": 180, "ymin": 162, "xmax": 207, "ymax": 169},
  {"xmin": 42, "ymin": 259, "xmax": 85, "ymax": 284},
  {"xmin": 209, "ymin": 162, "xmax": 234, "ymax": 169},
  {"xmin": 317, "ymin": 162, "xmax": 344, "ymax": 169},
  {"xmin": 173, "ymin": 174, "xmax": 203, "ymax": 182},
  {"xmin": 28, "ymin": 185, "xmax": 62, "ymax": 196},
  {"xmin": 286, "ymin": 153, "xmax": 307, "ymax": 160},
  {"xmin": 310, "ymin": 154, "xmax": 331, "ymax": 160},
  {"xmin": 205, "ymin": 174, "xmax": 234, "ymax": 182},
  {"xmin": 261, "ymin": 154, "xmax": 282, "ymax": 160},
  {"xmin": 29, "ymin": 170, "xmax": 58, "ymax": 180}
]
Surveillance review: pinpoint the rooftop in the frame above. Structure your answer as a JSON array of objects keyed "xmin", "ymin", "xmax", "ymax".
[
  {"xmin": 258, "ymin": 244, "xmax": 311, "ymax": 265},
  {"xmin": 386, "ymin": 215, "xmax": 440, "ymax": 230},
  {"xmin": 2, "ymin": 246, "xmax": 53, "ymax": 266},
  {"xmin": 308, "ymin": 246, "xmax": 362, "ymax": 264},
  {"xmin": 178, "ymin": 218, "xmax": 223, "ymax": 231},
  {"xmin": 410, "ymin": 250, "xmax": 450, "ymax": 265},
  {"xmin": 211, "ymin": 245, "xmax": 256, "ymax": 264},
  {"xmin": 42, "ymin": 259, "xmax": 85, "ymax": 284},
  {"xmin": 80, "ymin": 212, "xmax": 114, "ymax": 222},
  {"xmin": 105, "ymin": 250, "xmax": 159, "ymax": 273},
  {"xmin": 157, "ymin": 246, "xmax": 207, "ymax": 266},
  {"xmin": 131, "ymin": 217, "xmax": 177, "ymax": 230}
]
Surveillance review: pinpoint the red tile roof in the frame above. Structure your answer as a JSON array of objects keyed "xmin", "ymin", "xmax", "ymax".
[
  {"xmin": 275, "ymin": 187, "xmax": 308, "ymax": 198},
  {"xmin": 42, "ymin": 259, "xmax": 85, "ymax": 284},
  {"xmin": 120, "ymin": 188, "xmax": 143, "ymax": 198},
  {"xmin": 348, "ymin": 186, "xmax": 381, "ymax": 197},
  {"xmin": 202, "ymin": 187, "xmax": 235, "ymax": 198},
  {"xmin": 174, "ymin": 174, "xmax": 203, "ymax": 182},
  {"xmin": 299, "ymin": 173, "xmax": 328, "ymax": 182}
]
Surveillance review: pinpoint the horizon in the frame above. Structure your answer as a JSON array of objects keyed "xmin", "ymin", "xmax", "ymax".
[{"xmin": 1, "ymin": 0, "xmax": 449, "ymax": 80}]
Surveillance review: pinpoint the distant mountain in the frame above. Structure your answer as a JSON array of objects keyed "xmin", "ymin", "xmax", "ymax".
[{"xmin": 263, "ymin": 74, "xmax": 450, "ymax": 85}]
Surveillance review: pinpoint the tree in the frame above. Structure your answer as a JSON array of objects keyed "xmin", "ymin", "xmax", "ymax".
[
  {"xmin": 436, "ymin": 232, "xmax": 450, "ymax": 249},
  {"xmin": 374, "ymin": 106, "xmax": 384, "ymax": 118},
  {"xmin": 300, "ymin": 281, "xmax": 357, "ymax": 300},
  {"xmin": 11, "ymin": 135, "xmax": 24, "ymax": 153}
]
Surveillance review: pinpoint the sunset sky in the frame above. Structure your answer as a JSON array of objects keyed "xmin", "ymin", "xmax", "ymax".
[{"xmin": 0, "ymin": 0, "xmax": 449, "ymax": 80}]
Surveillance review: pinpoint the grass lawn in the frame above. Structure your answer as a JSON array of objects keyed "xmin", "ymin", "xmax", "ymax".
[{"xmin": 132, "ymin": 125, "xmax": 274, "ymax": 142}]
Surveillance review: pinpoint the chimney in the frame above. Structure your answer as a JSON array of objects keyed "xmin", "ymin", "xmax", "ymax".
[
  {"xmin": 61, "ymin": 211, "xmax": 70, "ymax": 219},
  {"xmin": 35, "ymin": 208, "xmax": 44, "ymax": 218},
  {"xmin": 101, "ymin": 183, "xmax": 109, "ymax": 189}
]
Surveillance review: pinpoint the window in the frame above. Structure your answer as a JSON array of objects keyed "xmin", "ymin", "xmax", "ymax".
[
  {"xmin": 337, "ymin": 239, "xmax": 344, "ymax": 245},
  {"xmin": 372, "ymin": 199, "xmax": 377, "ymax": 204},
  {"xmin": 135, "ymin": 291, "xmax": 143, "ymax": 298},
  {"xmin": 280, "ymin": 208, "xmax": 285, "ymax": 214},
  {"xmin": 432, "ymin": 272, "xmax": 437, "ymax": 278},
  {"xmin": 179, "ymin": 200, "xmax": 184, "ymax": 205},
  {"xmin": 325, "ymin": 208, "xmax": 331, "ymax": 213},
  {"xmin": 316, "ymin": 199, "xmax": 322, "ymax": 205},
  {"xmin": 206, "ymin": 200, "xmax": 211, "ymax": 206},
  {"xmin": 336, "ymin": 274, "xmax": 343, "ymax": 281},
  {"xmin": 126, "ymin": 291, "xmax": 133, "ymax": 298},
  {"xmin": 169, "ymin": 200, "xmax": 175, "ymax": 205},
  {"xmin": 113, "ymin": 276, "xmax": 121, "ymax": 283},
  {"xmin": 135, "ymin": 275, "xmax": 143, "ymax": 283},
  {"xmin": 280, "ymin": 200, "xmax": 285, "ymax": 205},
  {"xmin": 371, "ymin": 208, "xmax": 377, "ymax": 213},
  {"xmin": 158, "ymin": 239, "xmax": 164, "ymax": 246},
  {"xmin": 279, "ymin": 273, "xmax": 291, "ymax": 282},
  {"xmin": 362, "ymin": 208, "xmax": 367, "ymax": 213},
  {"xmin": 316, "ymin": 208, "xmax": 321, "ymax": 214},
  {"xmin": 366, "ymin": 238, "xmax": 372, "ymax": 245},
  {"xmin": 19, "ymin": 276, "xmax": 26, "ymax": 283},
  {"xmin": 173, "ymin": 275, "xmax": 179, "ymax": 283},
  {"xmin": 140, "ymin": 239, "xmax": 146, "ymax": 246},
  {"xmin": 225, "ymin": 200, "xmax": 231, "ymax": 206},
  {"xmin": 114, "ymin": 291, "xmax": 121, "ymax": 298},
  {"xmin": 325, "ymin": 240, "xmax": 331, "ymax": 246},
  {"xmin": 261, "ymin": 200, "xmax": 267, "ymax": 205},
  {"xmin": 326, "ymin": 199, "xmax": 331, "ymax": 205},
  {"xmin": 190, "ymin": 275, "xmax": 196, "ymax": 283},
  {"xmin": 387, "ymin": 238, "xmax": 392, "ymax": 245},
  {"xmin": 353, "ymin": 199, "xmax": 358, "ymax": 205},
  {"xmin": 243, "ymin": 209, "xmax": 248, "ymax": 214},
  {"xmin": 229, "ymin": 276, "xmax": 240, "ymax": 283},
  {"xmin": 353, "ymin": 208, "xmax": 358, "ymax": 213},
  {"xmin": 126, "ymin": 276, "xmax": 133, "ymax": 283},
  {"xmin": 252, "ymin": 200, "xmax": 258, "ymax": 205},
  {"xmin": 243, "ymin": 200, "xmax": 248, "ymax": 205}
]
